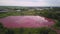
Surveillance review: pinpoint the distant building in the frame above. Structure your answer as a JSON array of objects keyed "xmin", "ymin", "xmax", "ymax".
[
  {"xmin": 0, "ymin": 9, "xmax": 8, "ymax": 12},
  {"xmin": 16, "ymin": 10, "xmax": 21, "ymax": 12},
  {"xmin": 36, "ymin": 8, "xmax": 44, "ymax": 10},
  {"xmin": 37, "ymin": 9, "xmax": 44, "ymax": 10},
  {"xmin": 28, "ymin": 9, "xmax": 35, "ymax": 11}
]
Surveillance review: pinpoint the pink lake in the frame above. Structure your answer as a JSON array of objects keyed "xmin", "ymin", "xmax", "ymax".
[{"xmin": 0, "ymin": 16, "xmax": 55, "ymax": 28}]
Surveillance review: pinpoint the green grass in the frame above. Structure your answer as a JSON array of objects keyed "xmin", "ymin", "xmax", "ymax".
[
  {"xmin": 53, "ymin": 20, "xmax": 60, "ymax": 30},
  {"xmin": 0, "ymin": 11, "xmax": 22, "ymax": 18},
  {"xmin": 0, "ymin": 27, "xmax": 57, "ymax": 34}
]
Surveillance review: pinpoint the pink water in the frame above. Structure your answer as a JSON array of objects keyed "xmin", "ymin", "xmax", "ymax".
[
  {"xmin": 0, "ymin": 16, "xmax": 55, "ymax": 28},
  {"xmin": 0, "ymin": 16, "xmax": 60, "ymax": 34}
]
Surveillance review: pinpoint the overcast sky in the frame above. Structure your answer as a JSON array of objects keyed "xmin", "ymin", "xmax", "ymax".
[{"xmin": 0, "ymin": 0, "xmax": 60, "ymax": 7}]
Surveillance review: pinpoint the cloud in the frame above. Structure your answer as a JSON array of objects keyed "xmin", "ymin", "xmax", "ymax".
[
  {"xmin": 0, "ymin": 0, "xmax": 48, "ymax": 6},
  {"xmin": 0, "ymin": 0, "xmax": 60, "ymax": 6}
]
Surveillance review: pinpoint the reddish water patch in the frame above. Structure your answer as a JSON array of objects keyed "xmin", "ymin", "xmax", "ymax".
[{"xmin": 0, "ymin": 16, "xmax": 55, "ymax": 28}]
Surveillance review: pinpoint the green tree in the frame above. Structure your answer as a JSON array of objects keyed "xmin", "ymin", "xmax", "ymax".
[
  {"xmin": 38, "ymin": 27, "xmax": 57, "ymax": 34},
  {"xmin": 5, "ymin": 29, "xmax": 14, "ymax": 34},
  {"xmin": 19, "ymin": 28, "xmax": 24, "ymax": 34}
]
